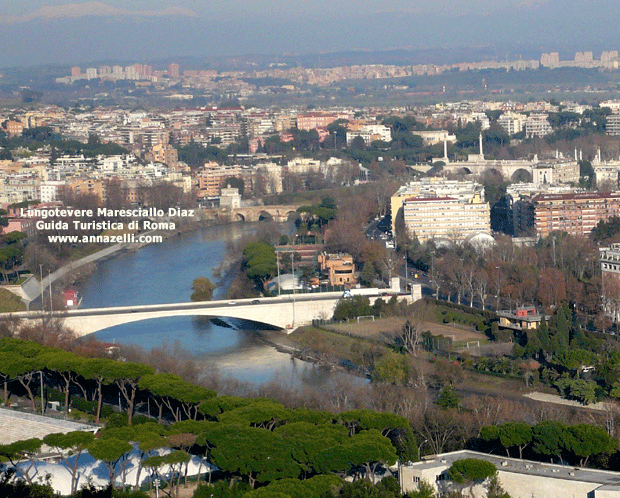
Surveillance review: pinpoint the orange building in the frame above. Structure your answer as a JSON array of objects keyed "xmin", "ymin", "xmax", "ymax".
[
  {"xmin": 3, "ymin": 121, "xmax": 23, "ymax": 137},
  {"xmin": 318, "ymin": 253, "xmax": 356, "ymax": 287},
  {"xmin": 533, "ymin": 192, "xmax": 620, "ymax": 238}
]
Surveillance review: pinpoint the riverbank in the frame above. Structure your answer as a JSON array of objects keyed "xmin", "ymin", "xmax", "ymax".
[{"xmin": 254, "ymin": 327, "xmax": 374, "ymax": 379}]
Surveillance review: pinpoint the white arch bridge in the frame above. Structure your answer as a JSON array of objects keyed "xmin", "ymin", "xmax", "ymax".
[{"xmin": 1, "ymin": 293, "xmax": 413, "ymax": 337}]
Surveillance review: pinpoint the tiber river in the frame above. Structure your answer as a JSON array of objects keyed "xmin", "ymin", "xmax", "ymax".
[{"xmin": 78, "ymin": 222, "xmax": 352, "ymax": 387}]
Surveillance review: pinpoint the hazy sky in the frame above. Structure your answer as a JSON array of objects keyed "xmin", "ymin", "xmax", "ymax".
[
  {"xmin": 1, "ymin": 0, "xmax": 618, "ymax": 67},
  {"xmin": 1, "ymin": 0, "xmax": 546, "ymax": 22}
]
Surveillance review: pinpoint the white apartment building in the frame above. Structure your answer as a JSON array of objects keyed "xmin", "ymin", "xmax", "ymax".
[
  {"xmin": 497, "ymin": 112, "xmax": 527, "ymax": 135},
  {"xmin": 346, "ymin": 124, "xmax": 392, "ymax": 146},
  {"xmin": 391, "ymin": 179, "xmax": 486, "ymax": 234},
  {"xmin": 415, "ymin": 130, "xmax": 457, "ymax": 145},
  {"xmin": 39, "ymin": 181, "xmax": 66, "ymax": 203},
  {"xmin": 595, "ymin": 164, "xmax": 620, "ymax": 189},
  {"xmin": 254, "ymin": 162, "xmax": 283, "ymax": 194},
  {"xmin": 606, "ymin": 114, "xmax": 620, "ymax": 136},
  {"xmin": 286, "ymin": 157, "xmax": 322, "ymax": 175},
  {"xmin": 403, "ymin": 195, "xmax": 490, "ymax": 243},
  {"xmin": 532, "ymin": 160, "xmax": 579, "ymax": 185},
  {"xmin": 526, "ymin": 114, "xmax": 553, "ymax": 138}
]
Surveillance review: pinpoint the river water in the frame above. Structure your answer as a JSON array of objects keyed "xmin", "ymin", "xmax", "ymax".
[{"xmin": 78, "ymin": 222, "xmax": 346, "ymax": 386}]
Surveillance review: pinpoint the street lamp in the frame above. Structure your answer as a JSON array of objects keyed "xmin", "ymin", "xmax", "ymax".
[
  {"xmin": 48, "ymin": 269, "xmax": 53, "ymax": 316},
  {"xmin": 418, "ymin": 439, "xmax": 428, "ymax": 460},
  {"xmin": 39, "ymin": 264, "xmax": 44, "ymax": 312},
  {"xmin": 496, "ymin": 266, "xmax": 501, "ymax": 311}
]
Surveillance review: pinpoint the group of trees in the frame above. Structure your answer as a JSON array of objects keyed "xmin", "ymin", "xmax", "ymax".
[
  {"xmin": 0, "ymin": 336, "xmax": 423, "ymax": 496},
  {"xmin": 479, "ymin": 421, "xmax": 616, "ymax": 467},
  {"xmin": 0, "ymin": 337, "xmax": 213, "ymax": 425},
  {"xmin": 0, "ymin": 128, "xmax": 129, "ymax": 161},
  {"xmin": 403, "ymin": 230, "xmax": 602, "ymax": 324}
]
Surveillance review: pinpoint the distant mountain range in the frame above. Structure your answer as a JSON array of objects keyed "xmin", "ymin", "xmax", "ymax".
[{"xmin": 1, "ymin": 0, "xmax": 619, "ymax": 68}]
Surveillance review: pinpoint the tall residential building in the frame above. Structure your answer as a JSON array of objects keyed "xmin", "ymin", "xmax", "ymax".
[
  {"xmin": 497, "ymin": 112, "xmax": 527, "ymax": 135},
  {"xmin": 540, "ymin": 52, "xmax": 560, "ymax": 68},
  {"xmin": 391, "ymin": 179, "xmax": 486, "ymax": 234},
  {"xmin": 525, "ymin": 114, "xmax": 553, "ymax": 138},
  {"xmin": 532, "ymin": 192, "xmax": 620, "ymax": 238},
  {"xmin": 168, "ymin": 63, "xmax": 180, "ymax": 78},
  {"xmin": 606, "ymin": 114, "xmax": 620, "ymax": 136},
  {"xmin": 403, "ymin": 196, "xmax": 490, "ymax": 243}
]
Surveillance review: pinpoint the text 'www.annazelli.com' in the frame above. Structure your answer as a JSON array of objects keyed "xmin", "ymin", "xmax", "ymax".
[{"xmin": 47, "ymin": 234, "xmax": 164, "ymax": 244}]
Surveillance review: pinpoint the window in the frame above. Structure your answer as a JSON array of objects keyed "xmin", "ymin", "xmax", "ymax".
[{"xmin": 412, "ymin": 476, "xmax": 420, "ymax": 483}]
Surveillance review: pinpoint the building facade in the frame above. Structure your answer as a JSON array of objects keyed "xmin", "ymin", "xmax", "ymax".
[
  {"xmin": 533, "ymin": 192, "xmax": 620, "ymax": 238},
  {"xmin": 403, "ymin": 195, "xmax": 490, "ymax": 243},
  {"xmin": 318, "ymin": 253, "xmax": 356, "ymax": 287},
  {"xmin": 402, "ymin": 450, "xmax": 620, "ymax": 498}
]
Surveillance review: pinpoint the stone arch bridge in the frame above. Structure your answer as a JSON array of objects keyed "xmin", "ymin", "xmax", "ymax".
[
  {"xmin": 440, "ymin": 160, "xmax": 535, "ymax": 182},
  {"xmin": 231, "ymin": 205, "xmax": 302, "ymax": 223}
]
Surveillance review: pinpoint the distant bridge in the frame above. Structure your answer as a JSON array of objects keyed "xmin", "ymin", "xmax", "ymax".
[
  {"xmin": 440, "ymin": 159, "xmax": 535, "ymax": 182},
  {"xmin": 231, "ymin": 205, "xmax": 301, "ymax": 223},
  {"xmin": 3, "ymin": 293, "xmax": 388, "ymax": 336}
]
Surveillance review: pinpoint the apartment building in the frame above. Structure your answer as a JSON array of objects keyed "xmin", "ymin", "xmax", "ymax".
[
  {"xmin": 415, "ymin": 130, "xmax": 457, "ymax": 145},
  {"xmin": 497, "ymin": 112, "xmax": 527, "ymax": 135},
  {"xmin": 525, "ymin": 114, "xmax": 552, "ymax": 138},
  {"xmin": 532, "ymin": 192, "xmax": 620, "ymax": 238},
  {"xmin": 601, "ymin": 243, "xmax": 620, "ymax": 321},
  {"xmin": 403, "ymin": 195, "xmax": 490, "ymax": 243},
  {"xmin": 532, "ymin": 160, "xmax": 579, "ymax": 185},
  {"xmin": 197, "ymin": 163, "xmax": 248, "ymax": 197},
  {"xmin": 345, "ymin": 124, "xmax": 392, "ymax": 146},
  {"xmin": 296, "ymin": 111, "xmax": 350, "ymax": 131},
  {"xmin": 391, "ymin": 180, "xmax": 486, "ymax": 234},
  {"xmin": 606, "ymin": 114, "xmax": 620, "ymax": 136}
]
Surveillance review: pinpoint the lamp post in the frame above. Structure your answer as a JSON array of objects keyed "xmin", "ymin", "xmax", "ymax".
[
  {"xmin": 418, "ymin": 439, "xmax": 428, "ymax": 460},
  {"xmin": 39, "ymin": 264, "xmax": 44, "ymax": 312},
  {"xmin": 39, "ymin": 370, "xmax": 44, "ymax": 415},
  {"xmin": 291, "ymin": 252, "xmax": 296, "ymax": 326},
  {"xmin": 48, "ymin": 269, "xmax": 53, "ymax": 316},
  {"xmin": 496, "ymin": 266, "xmax": 501, "ymax": 311},
  {"xmin": 404, "ymin": 254, "xmax": 408, "ymax": 291}
]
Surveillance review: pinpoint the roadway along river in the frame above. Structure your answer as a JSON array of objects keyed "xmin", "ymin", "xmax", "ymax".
[{"xmin": 77, "ymin": 222, "xmax": 350, "ymax": 387}]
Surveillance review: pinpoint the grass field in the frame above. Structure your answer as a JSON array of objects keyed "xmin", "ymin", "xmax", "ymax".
[
  {"xmin": 329, "ymin": 317, "xmax": 488, "ymax": 345},
  {"xmin": 0, "ymin": 288, "xmax": 26, "ymax": 312}
]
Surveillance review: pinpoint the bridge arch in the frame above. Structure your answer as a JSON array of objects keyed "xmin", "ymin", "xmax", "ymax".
[
  {"xmin": 286, "ymin": 211, "xmax": 300, "ymax": 222},
  {"xmin": 481, "ymin": 168, "xmax": 504, "ymax": 182},
  {"xmin": 258, "ymin": 210, "xmax": 274, "ymax": 221},
  {"xmin": 511, "ymin": 168, "xmax": 532, "ymax": 183},
  {"xmin": 457, "ymin": 167, "xmax": 472, "ymax": 175},
  {"xmin": 235, "ymin": 212, "xmax": 246, "ymax": 222},
  {"xmin": 80, "ymin": 313, "xmax": 282, "ymax": 337}
]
